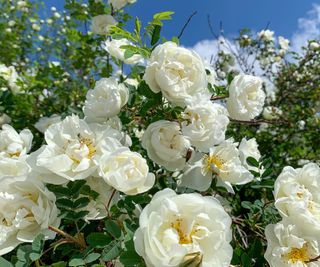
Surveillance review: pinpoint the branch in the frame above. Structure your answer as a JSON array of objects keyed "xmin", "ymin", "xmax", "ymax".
[
  {"xmin": 230, "ymin": 118, "xmax": 285, "ymax": 125},
  {"xmin": 178, "ymin": 11, "xmax": 197, "ymax": 39},
  {"xmin": 210, "ymin": 95, "xmax": 228, "ymax": 101},
  {"xmin": 48, "ymin": 226, "xmax": 86, "ymax": 249},
  {"xmin": 307, "ymin": 255, "xmax": 320, "ymax": 263}
]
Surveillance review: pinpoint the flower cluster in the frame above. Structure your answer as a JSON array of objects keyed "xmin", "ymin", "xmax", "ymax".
[
  {"xmin": 0, "ymin": 125, "xmax": 60, "ymax": 255},
  {"xmin": 265, "ymin": 163, "xmax": 320, "ymax": 266}
]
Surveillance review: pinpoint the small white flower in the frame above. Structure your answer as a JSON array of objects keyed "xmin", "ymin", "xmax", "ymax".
[
  {"xmin": 134, "ymin": 188, "xmax": 233, "ymax": 267},
  {"xmin": 142, "ymin": 120, "xmax": 191, "ymax": 171},
  {"xmin": 265, "ymin": 219, "xmax": 320, "ymax": 267},
  {"xmin": 83, "ymin": 77, "xmax": 129, "ymax": 123},
  {"xmin": 309, "ymin": 41, "xmax": 319, "ymax": 50},
  {"xmin": 181, "ymin": 96, "xmax": 229, "ymax": 152},
  {"xmin": 0, "ymin": 64, "xmax": 21, "ymax": 93},
  {"xmin": 99, "ymin": 143, "xmax": 155, "ymax": 195},
  {"xmin": 17, "ymin": 1, "xmax": 27, "ymax": 8},
  {"xmin": 144, "ymin": 42, "xmax": 209, "ymax": 107},
  {"xmin": 54, "ymin": 12, "xmax": 61, "ymax": 19},
  {"xmin": 35, "ymin": 114, "xmax": 61, "ymax": 133},
  {"xmin": 258, "ymin": 29, "xmax": 274, "ymax": 41},
  {"xmin": 278, "ymin": 36, "xmax": 290, "ymax": 51},
  {"xmin": 108, "ymin": 0, "xmax": 136, "ymax": 10},
  {"xmin": 227, "ymin": 74, "xmax": 265, "ymax": 120},
  {"xmin": 263, "ymin": 106, "xmax": 282, "ymax": 120},
  {"xmin": 181, "ymin": 139, "xmax": 253, "ymax": 192},
  {"xmin": 32, "ymin": 23, "xmax": 40, "ymax": 31},
  {"xmin": 274, "ymin": 163, "xmax": 320, "ymax": 237},
  {"xmin": 0, "ymin": 178, "xmax": 60, "ymax": 256},
  {"xmin": 0, "ymin": 124, "xmax": 33, "ymax": 159},
  {"xmin": 104, "ymin": 38, "xmax": 143, "ymax": 64},
  {"xmin": 90, "ymin": 14, "xmax": 117, "ymax": 35},
  {"xmin": 8, "ymin": 21, "xmax": 16, "ymax": 27}
]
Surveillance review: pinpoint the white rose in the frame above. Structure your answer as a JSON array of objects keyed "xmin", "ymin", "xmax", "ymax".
[
  {"xmin": 134, "ymin": 188, "xmax": 233, "ymax": 267},
  {"xmin": 83, "ymin": 77, "xmax": 129, "ymax": 123},
  {"xmin": 278, "ymin": 36, "xmax": 290, "ymax": 51},
  {"xmin": 310, "ymin": 41, "xmax": 320, "ymax": 50},
  {"xmin": 227, "ymin": 74, "xmax": 265, "ymax": 120},
  {"xmin": 28, "ymin": 115, "xmax": 125, "ymax": 184},
  {"xmin": 109, "ymin": 0, "xmax": 136, "ymax": 10},
  {"xmin": 0, "ymin": 64, "xmax": 21, "ymax": 93},
  {"xmin": 0, "ymin": 124, "xmax": 33, "ymax": 158},
  {"xmin": 274, "ymin": 163, "xmax": 320, "ymax": 237},
  {"xmin": 34, "ymin": 114, "xmax": 61, "ymax": 133},
  {"xmin": 104, "ymin": 38, "xmax": 143, "ymax": 64},
  {"xmin": 262, "ymin": 106, "xmax": 282, "ymax": 120},
  {"xmin": 258, "ymin": 29, "xmax": 274, "ymax": 41},
  {"xmin": 142, "ymin": 120, "xmax": 191, "ymax": 171},
  {"xmin": 144, "ymin": 42, "xmax": 209, "ymax": 107},
  {"xmin": 181, "ymin": 97, "xmax": 229, "ymax": 152},
  {"xmin": 90, "ymin": 14, "xmax": 117, "ymax": 35},
  {"xmin": 99, "ymin": 143, "xmax": 155, "ymax": 195},
  {"xmin": 83, "ymin": 177, "xmax": 119, "ymax": 221},
  {"xmin": 265, "ymin": 219, "xmax": 320, "ymax": 267},
  {"xmin": 238, "ymin": 137, "xmax": 261, "ymax": 172},
  {"xmin": 0, "ymin": 178, "xmax": 60, "ymax": 256},
  {"xmin": 181, "ymin": 139, "xmax": 253, "ymax": 193}
]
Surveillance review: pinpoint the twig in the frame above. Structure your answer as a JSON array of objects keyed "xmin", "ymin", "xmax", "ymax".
[
  {"xmin": 106, "ymin": 189, "xmax": 117, "ymax": 217},
  {"xmin": 178, "ymin": 11, "xmax": 197, "ymax": 39},
  {"xmin": 230, "ymin": 118, "xmax": 285, "ymax": 125},
  {"xmin": 210, "ymin": 95, "xmax": 228, "ymax": 101},
  {"xmin": 48, "ymin": 226, "xmax": 86, "ymax": 249},
  {"xmin": 307, "ymin": 255, "xmax": 320, "ymax": 263}
]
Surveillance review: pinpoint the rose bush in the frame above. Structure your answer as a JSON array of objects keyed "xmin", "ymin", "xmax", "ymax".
[{"xmin": 0, "ymin": 0, "xmax": 318, "ymax": 266}]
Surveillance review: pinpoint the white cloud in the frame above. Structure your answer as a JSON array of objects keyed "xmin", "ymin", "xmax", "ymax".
[
  {"xmin": 291, "ymin": 4, "xmax": 320, "ymax": 52},
  {"xmin": 191, "ymin": 3, "xmax": 320, "ymax": 59},
  {"xmin": 190, "ymin": 37, "xmax": 237, "ymax": 63}
]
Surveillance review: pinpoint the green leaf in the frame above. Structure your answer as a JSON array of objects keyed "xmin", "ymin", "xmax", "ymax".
[
  {"xmin": 49, "ymin": 262, "xmax": 67, "ymax": 267},
  {"xmin": 0, "ymin": 256, "xmax": 13, "ymax": 267},
  {"xmin": 69, "ymin": 258, "xmax": 85, "ymax": 267},
  {"xmin": 105, "ymin": 220, "xmax": 122, "ymax": 238},
  {"xmin": 86, "ymin": 233, "xmax": 111, "ymax": 248},
  {"xmin": 246, "ymin": 156, "xmax": 259, "ymax": 168},
  {"xmin": 68, "ymin": 180, "xmax": 87, "ymax": 196},
  {"xmin": 56, "ymin": 198, "xmax": 74, "ymax": 210},
  {"xmin": 241, "ymin": 253, "xmax": 251, "ymax": 267},
  {"xmin": 151, "ymin": 25, "xmax": 161, "ymax": 46},
  {"xmin": 153, "ymin": 11, "xmax": 174, "ymax": 23},
  {"xmin": 101, "ymin": 240, "xmax": 122, "ymax": 261},
  {"xmin": 261, "ymin": 168, "xmax": 273, "ymax": 178},
  {"xmin": 73, "ymin": 197, "xmax": 90, "ymax": 209},
  {"xmin": 84, "ymin": 253, "xmax": 100, "ymax": 264},
  {"xmin": 119, "ymin": 250, "xmax": 143, "ymax": 266},
  {"xmin": 31, "ymin": 233, "xmax": 45, "ymax": 253}
]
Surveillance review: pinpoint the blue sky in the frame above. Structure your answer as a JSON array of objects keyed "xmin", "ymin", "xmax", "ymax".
[{"xmin": 45, "ymin": 0, "xmax": 320, "ymax": 51}]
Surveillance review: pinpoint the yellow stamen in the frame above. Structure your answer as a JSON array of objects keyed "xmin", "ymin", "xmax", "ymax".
[{"xmin": 283, "ymin": 244, "xmax": 310, "ymax": 263}]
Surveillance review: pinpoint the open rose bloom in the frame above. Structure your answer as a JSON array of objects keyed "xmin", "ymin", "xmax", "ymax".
[{"xmin": 134, "ymin": 189, "xmax": 233, "ymax": 267}]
